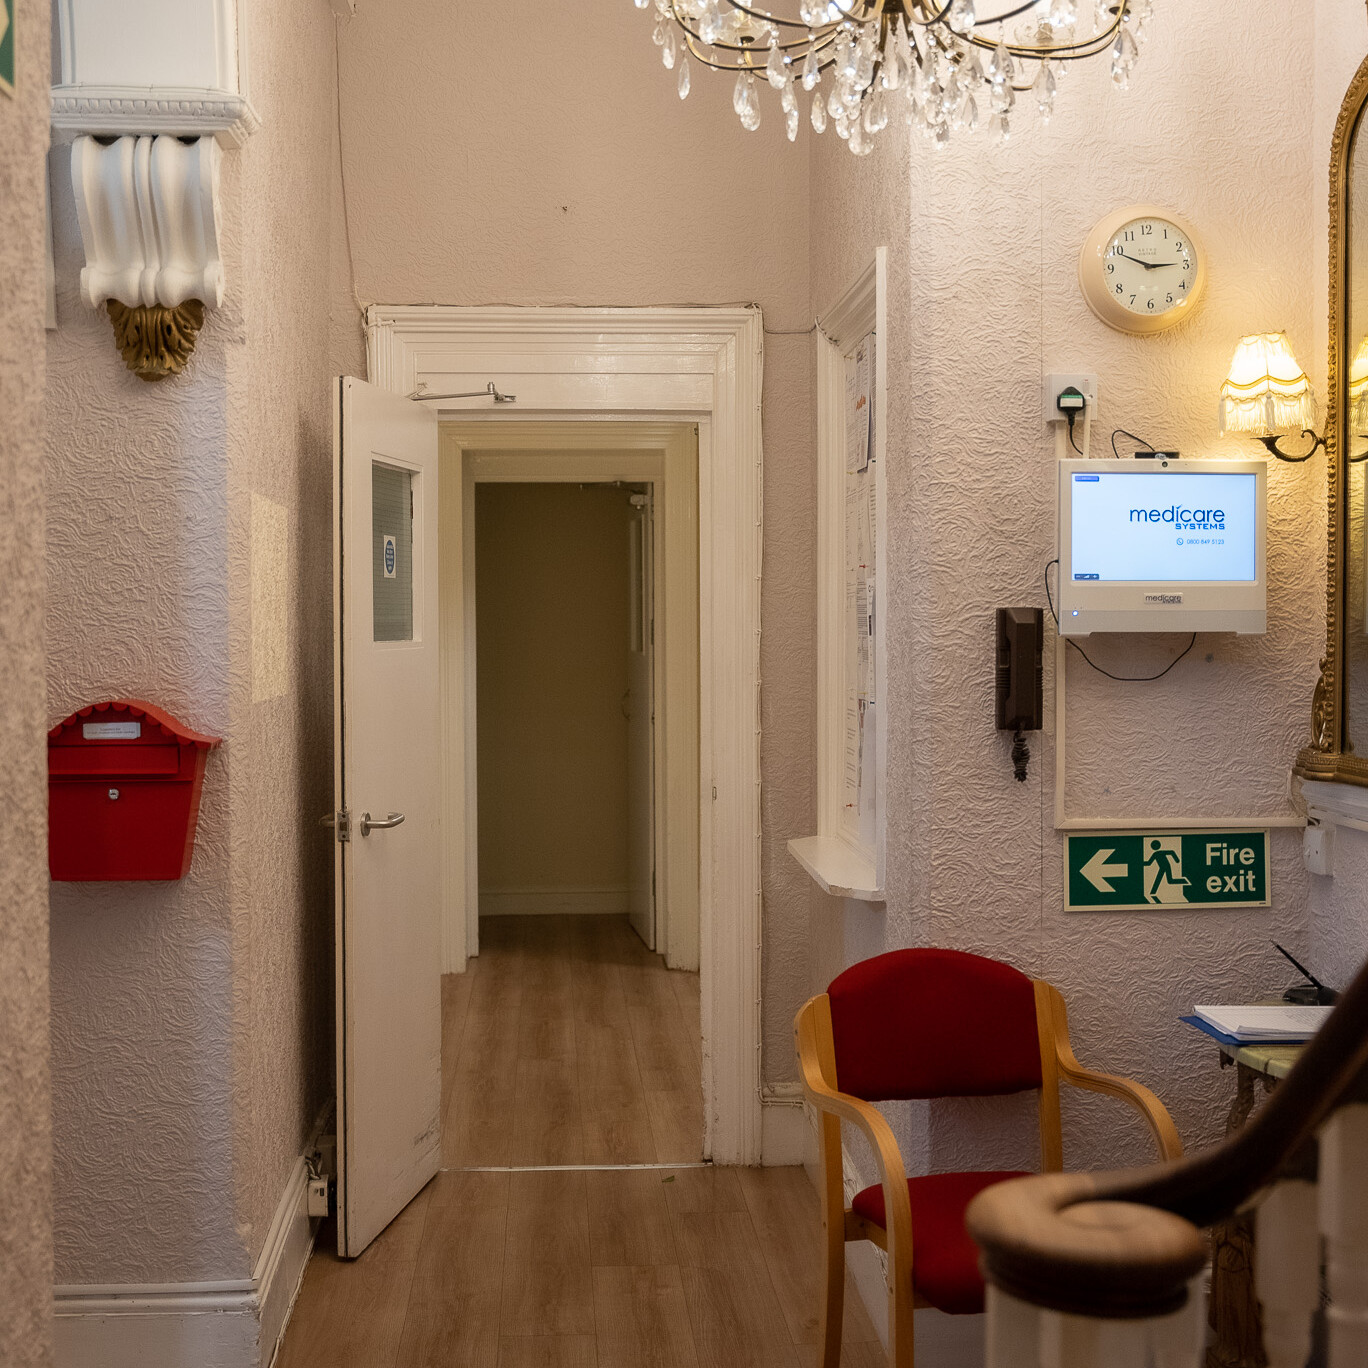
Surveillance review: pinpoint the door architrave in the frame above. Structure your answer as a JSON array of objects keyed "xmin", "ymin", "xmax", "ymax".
[{"xmin": 366, "ymin": 305, "xmax": 764, "ymax": 1164}]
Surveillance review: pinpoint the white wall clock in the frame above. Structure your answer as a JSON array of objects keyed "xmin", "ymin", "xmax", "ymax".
[{"xmin": 1078, "ymin": 204, "xmax": 1206, "ymax": 335}]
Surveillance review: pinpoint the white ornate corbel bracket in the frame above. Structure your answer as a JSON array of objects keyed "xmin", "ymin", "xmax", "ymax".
[
  {"xmin": 71, "ymin": 134, "xmax": 223, "ymax": 380},
  {"xmin": 54, "ymin": 0, "xmax": 252, "ymax": 379}
]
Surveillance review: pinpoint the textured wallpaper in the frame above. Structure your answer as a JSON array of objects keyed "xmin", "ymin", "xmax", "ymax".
[
  {"xmin": 225, "ymin": 0, "xmax": 336, "ymax": 1273},
  {"xmin": 46, "ymin": 167, "xmax": 247, "ymax": 1279},
  {"xmin": 0, "ymin": 0, "xmax": 54, "ymax": 1360},
  {"xmin": 811, "ymin": 0, "xmax": 1350, "ymax": 1184},
  {"xmin": 45, "ymin": 0, "xmax": 336, "ymax": 1285}
]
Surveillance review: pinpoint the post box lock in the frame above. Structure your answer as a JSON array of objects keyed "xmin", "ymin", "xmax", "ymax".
[{"xmin": 48, "ymin": 699, "xmax": 221, "ymax": 882}]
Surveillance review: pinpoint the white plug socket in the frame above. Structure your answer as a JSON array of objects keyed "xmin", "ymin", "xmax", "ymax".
[
  {"xmin": 307, "ymin": 1176, "xmax": 331, "ymax": 1218},
  {"xmin": 1043, "ymin": 373, "xmax": 1099, "ymax": 425}
]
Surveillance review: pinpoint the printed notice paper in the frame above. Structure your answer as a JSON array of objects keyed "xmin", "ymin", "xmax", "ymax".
[{"xmin": 845, "ymin": 335, "xmax": 873, "ymax": 473}]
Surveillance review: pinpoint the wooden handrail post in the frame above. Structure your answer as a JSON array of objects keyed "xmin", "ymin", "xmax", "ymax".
[
  {"xmin": 1255, "ymin": 1179, "xmax": 1320, "ymax": 1368},
  {"xmin": 1321, "ymin": 1102, "xmax": 1368, "ymax": 1366}
]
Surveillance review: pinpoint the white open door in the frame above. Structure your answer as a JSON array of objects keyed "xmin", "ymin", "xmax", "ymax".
[
  {"xmin": 331, "ymin": 377, "xmax": 441, "ymax": 1258},
  {"xmin": 625, "ymin": 491, "xmax": 656, "ymax": 949}
]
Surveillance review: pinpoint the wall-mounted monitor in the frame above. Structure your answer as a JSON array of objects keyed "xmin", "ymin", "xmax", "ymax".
[{"xmin": 1056, "ymin": 458, "xmax": 1267, "ymax": 635}]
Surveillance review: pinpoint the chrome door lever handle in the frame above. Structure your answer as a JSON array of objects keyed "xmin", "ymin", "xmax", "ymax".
[{"xmin": 360, "ymin": 811, "xmax": 405, "ymax": 837}]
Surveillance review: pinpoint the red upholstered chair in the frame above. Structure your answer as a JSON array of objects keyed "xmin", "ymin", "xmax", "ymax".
[{"xmin": 793, "ymin": 949, "xmax": 1182, "ymax": 1368}]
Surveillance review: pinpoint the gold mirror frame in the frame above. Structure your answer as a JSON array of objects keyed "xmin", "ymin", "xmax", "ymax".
[{"xmin": 1295, "ymin": 49, "xmax": 1368, "ymax": 785}]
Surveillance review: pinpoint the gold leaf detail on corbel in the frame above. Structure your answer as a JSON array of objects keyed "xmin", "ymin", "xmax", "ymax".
[{"xmin": 105, "ymin": 300, "xmax": 207, "ymax": 382}]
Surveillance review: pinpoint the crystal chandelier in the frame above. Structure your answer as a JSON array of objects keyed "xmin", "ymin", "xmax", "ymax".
[{"xmin": 636, "ymin": 0, "xmax": 1152, "ymax": 153}]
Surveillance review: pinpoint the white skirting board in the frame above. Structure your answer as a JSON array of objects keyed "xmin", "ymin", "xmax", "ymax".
[
  {"xmin": 478, "ymin": 886, "xmax": 630, "ymax": 916},
  {"xmin": 760, "ymin": 1086, "xmax": 809, "ymax": 1166},
  {"xmin": 54, "ymin": 1156, "xmax": 318, "ymax": 1368}
]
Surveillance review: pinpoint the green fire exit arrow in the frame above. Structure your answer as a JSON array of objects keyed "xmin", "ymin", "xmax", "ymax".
[
  {"xmin": 0, "ymin": 0, "xmax": 13, "ymax": 98},
  {"xmin": 1065, "ymin": 830, "xmax": 1269, "ymax": 912}
]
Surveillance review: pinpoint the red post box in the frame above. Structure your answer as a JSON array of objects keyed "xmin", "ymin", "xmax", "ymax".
[{"xmin": 48, "ymin": 700, "xmax": 221, "ymax": 881}]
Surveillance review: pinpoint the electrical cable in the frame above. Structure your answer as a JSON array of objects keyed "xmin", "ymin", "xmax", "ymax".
[
  {"xmin": 334, "ymin": 16, "xmax": 367, "ymax": 333},
  {"xmin": 1066, "ymin": 413, "xmax": 1084, "ymax": 455},
  {"xmin": 1112, "ymin": 427, "xmax": 1157, "ymax": 460},
  {"xmin": 1044, "ymin": 559, "xmax": 1196, "ymax": 682}
]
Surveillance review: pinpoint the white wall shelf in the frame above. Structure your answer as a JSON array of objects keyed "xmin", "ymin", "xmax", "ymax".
[
  {"xmin": 787, "ymin": 835, "xmax": 882, "ymax": 902},
  {"xmin": 50, "ymin": 0, "xmax": 260, "ymax": 147}
]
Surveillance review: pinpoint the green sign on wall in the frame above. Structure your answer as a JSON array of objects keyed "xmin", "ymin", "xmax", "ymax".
[
  {"xmin": 0, "ymin": 0, "xmax": 13, "ymax": 98},
  {"xmin": 1065, "ymin": 830, "xmax": 1270, "ymax": 912}
]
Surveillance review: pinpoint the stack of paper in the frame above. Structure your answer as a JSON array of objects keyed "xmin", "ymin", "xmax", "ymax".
[{"xmin": 1193, "ymin": 1005, "xmax": 1334, "ymax": 1042}]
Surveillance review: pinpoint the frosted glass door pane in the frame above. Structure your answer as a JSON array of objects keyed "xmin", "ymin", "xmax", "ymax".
[{"xmin": 373, "ymin": 463, "xmax": 414, "ymax": 642}]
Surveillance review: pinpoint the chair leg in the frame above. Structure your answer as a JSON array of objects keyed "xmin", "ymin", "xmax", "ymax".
[
  {"xmin": 818, "ymin": 1224, "xmax": 845, "ymax": 1368},
  {"xmin": 887, "ymin": 1248, "xmax": 915, "ymax": 1368},
  {"xmin": 816, "ymin": 1112, "xmax": 846, "ymax": 1368}
]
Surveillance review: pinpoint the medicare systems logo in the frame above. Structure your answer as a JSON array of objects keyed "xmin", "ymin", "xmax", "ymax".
[{"xmin": 1128, "ymin": 504, "xmax": 1226, "ymax": 531}]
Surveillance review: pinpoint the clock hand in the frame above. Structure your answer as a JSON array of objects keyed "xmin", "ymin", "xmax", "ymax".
[{"xmin": 1113, "ymin": 252, "xmax": 1179, "ymax": 271}]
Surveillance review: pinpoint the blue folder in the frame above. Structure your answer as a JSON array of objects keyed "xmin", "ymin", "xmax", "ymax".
[{"xmin": 1181, "ymin": 1014, "xmax": 1313, "ymax": 1048}]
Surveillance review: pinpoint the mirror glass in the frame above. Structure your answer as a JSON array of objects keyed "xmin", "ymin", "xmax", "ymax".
[{"xmin": 1345, "ymin": 103, "xmax": 1368, "ymax": 754}]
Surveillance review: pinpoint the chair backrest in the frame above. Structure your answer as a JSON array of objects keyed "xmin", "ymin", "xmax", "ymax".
[{"xmin": 826, "ymin": 948, "xmax": 1042, "ymax": 1102}]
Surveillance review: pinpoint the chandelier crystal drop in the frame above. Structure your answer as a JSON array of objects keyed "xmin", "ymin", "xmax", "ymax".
[{"xmin": 636, "ymin": 0, "xmax": 1148, "ymax": 154}]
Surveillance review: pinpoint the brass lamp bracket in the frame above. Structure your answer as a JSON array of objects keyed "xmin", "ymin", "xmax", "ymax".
[
  {"xmin": 1256, "ymin": 429, "xmax": 1326, "ymax": 463},
  {"xmin": 1254, "ymin": 430, "xmax": 1368, "ymax": 464}
]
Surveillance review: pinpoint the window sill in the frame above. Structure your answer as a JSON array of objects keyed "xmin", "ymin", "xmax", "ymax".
[{"xmin": 787, "ymin": 835, "xmax": 884, "ymax": 903}]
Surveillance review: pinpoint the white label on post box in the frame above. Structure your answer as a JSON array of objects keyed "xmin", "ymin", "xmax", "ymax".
[{"xmin": 82, "ymin": 722, "xmax": 141, "ymax": 740}]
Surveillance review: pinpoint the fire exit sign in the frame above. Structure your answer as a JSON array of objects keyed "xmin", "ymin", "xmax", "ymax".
[
  {"xmin": 1065, "ymin": 830, "xmax": 1269, "ymax": 912},
  {"xmin": 0, "ymin": 0, "xmax": 13, "ymax": 98}
]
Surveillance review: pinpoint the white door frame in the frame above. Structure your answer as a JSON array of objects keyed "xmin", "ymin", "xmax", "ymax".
[
  {"xmin": 445, "ymin": 426, "xmax": 700, "ymax": 976},
  {"xmin": 366, "ymin": 305, "xmax": 764, "ymax": 1165}
]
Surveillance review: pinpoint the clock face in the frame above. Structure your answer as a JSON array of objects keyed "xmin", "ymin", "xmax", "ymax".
[
  {"xmin": 1079, "ymin": 205, "xmax": 1206, "ymax": 335},
  {"xmin": 1103, "ymin": 216, "xmax": 1198, "ymax": 319}
]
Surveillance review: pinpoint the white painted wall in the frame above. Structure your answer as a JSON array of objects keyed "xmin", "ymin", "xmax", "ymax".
[{"xmin": 475, "ymin": 483, "xmax": 633, "ymax": 909}]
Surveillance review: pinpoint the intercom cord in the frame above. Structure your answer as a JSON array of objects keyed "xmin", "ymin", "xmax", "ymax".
[
  {"xmin": 1111, "ymin": 427, "xmax": 1157, "ymax": 460},
  {"xmin": 1044, "ymin": 558, "xmax": 1196, "ymax": 683}
]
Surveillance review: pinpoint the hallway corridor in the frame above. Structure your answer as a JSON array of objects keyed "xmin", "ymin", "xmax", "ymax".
[
  {"xmin": 444, "ymin": 915, "xmax": 702, "ymax": 1167},
  {"xmin": 274, "ymin": 915, "xmax": 881, "ymax": 1366}
]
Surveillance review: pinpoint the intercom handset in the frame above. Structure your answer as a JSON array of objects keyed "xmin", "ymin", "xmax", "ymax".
[{"xmin": 996, "ymin": 607, "xmax": 1043, "ymax": 783}]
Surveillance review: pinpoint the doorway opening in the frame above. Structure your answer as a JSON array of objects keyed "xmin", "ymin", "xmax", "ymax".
[
  {"xmin": 364, "ymin": 304, "xmax": 765, "ymax": 1169},
  {"xmin": 438, "ymin": 425, "xmax": 702, "ymax": 1167},
  {"xmin": 473, "ymin": 482, "xmax": 654, "ymax": 938}
]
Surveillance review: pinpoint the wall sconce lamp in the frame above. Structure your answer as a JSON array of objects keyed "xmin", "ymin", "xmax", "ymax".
[{"xmin": 1218, "ymin": 333, "xmax": 1323, "ymax": 462}]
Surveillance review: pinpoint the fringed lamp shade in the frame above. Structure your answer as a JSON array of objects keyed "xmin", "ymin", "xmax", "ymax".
[
  {"xmin": 1218, "ymin": 333, "xmax": 1315, "ymax": 437},
  {"xmin": 1350, "ymin": 336, "xmax": 1368, "ymax": 436}
]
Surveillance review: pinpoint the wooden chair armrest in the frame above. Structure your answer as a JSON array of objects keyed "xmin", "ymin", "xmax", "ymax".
[
  {"xmin": 1038, "ymin": 979, "xmax": 1183, "ymax": 1162},
  {"xmin": 1057, "ymin": 1060, "xmax": 1183, "ymax": 1161},
  {"xmin": 801, "ymin": 1074, "xmax": 909, "ymax": 1185}
]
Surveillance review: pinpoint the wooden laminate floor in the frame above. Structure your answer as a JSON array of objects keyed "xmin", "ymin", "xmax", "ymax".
[
  {"xmin": 443, "ymin": 915, "xmax": 703, "ymax": 1167},
  {"xmin": 276, "ymin": 915, "xmax": 883, "ymax": 1367}
]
